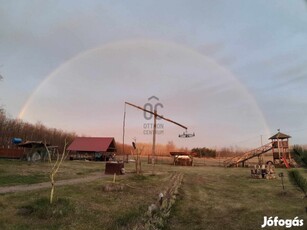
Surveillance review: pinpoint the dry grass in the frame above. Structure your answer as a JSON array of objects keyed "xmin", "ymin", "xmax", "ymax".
[
  {"xmin": 0, "ymin": 160, "xmax": 173, "ymax": 229},
  {"xmin": 0, "ymin": 158, "xmax": 307, "ymax": 229},
  {"xmin": 166, "ymin": 166, "xmax": 307, "ymax": 230}
]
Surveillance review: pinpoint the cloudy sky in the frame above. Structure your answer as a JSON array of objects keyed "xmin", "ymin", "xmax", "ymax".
[{"xmin": 1, "ymin": 0, "xmax": 307, "ymax": 149}]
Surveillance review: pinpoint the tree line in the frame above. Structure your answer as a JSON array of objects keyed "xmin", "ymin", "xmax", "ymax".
[
  {"xmin": 0, "ymin": 109, "xmax": 76, "ymax": 152},
  {"xmin": 191, "ymin": 147, "xmax": 217, "ymax": 157},
  {"xmin": 0, "ymin": 107, "xmax": 247, "ymax": 158},
  {"xmin": 116, "ymin": 141, "xmax": 246, "ymax": 158},
  {"xmin": 116, "ymin": 141, "xmax": 180, "ymax": 156}
]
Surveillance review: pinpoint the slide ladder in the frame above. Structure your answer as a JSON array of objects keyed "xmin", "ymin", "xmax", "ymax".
[{"xmin": 224, "ymin": 143, "xmax": 272, "ymax": 167}]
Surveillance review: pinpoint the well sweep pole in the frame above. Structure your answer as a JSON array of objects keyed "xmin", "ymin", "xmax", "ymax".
[{"xmin": 152, "ymin": 110, "xmax": 157, "ymax": 174}]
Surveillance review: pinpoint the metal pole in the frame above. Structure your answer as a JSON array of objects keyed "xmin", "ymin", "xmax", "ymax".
[{"xmin": 152, "ymin": 110, "xmax": 157, "ymax": 174}]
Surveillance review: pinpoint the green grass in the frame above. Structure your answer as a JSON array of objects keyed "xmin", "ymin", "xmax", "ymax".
[
  {"xmin": 0, "ymin": 159, "xmax": 307, "ymax": 229},
  {"xmin": 0, "ymin": 159, "xmax": 103, "ymax": 186},
  {"xmin": 0, "ymin": 163, "xmax": 171, "ymax": 229},
  {"xmin": 18, "ymin": 197, "xmax": 74, "ymax": 219},
  {"xmin": 0, "ymin": 174, "xmax": 47, "ymax": 186}
]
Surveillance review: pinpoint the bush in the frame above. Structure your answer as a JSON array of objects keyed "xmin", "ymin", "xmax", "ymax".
[
  {"xmin": 288, "ymin": 169, "xmax": 307, "ymax": 197},
  {"xmin": 191, "ymin": 147, "xmax": 216, "ymax": 158},
  {"xmin": 292, "ymin": 145, "xmax": 307, "ymax": 168}
]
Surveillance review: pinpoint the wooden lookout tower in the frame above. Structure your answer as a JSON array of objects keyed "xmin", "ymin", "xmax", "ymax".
[{"xmin": 269, "ymin": 130, "xmax": 291, "ymax": 165}]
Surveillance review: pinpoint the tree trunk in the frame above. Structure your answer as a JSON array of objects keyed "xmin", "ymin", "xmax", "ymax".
[{"xmin": 50, "ymin": 174, "xmax": 55, "ymax": 204}]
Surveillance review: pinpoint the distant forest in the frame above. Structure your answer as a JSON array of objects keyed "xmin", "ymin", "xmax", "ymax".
[{"xmin": 0, "ymin": 108, "xmax": 76, "ymax": 152}]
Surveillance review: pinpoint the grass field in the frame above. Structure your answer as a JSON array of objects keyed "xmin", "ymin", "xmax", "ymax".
[
  {"xmin": 0, "ymin": 158, "xmax": 306, "ymax": 229},
  {"xmin": 0, "ymin": 159, "xmax": 103, "ymax": 186}
]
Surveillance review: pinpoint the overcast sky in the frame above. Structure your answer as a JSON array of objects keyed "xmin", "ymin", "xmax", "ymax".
[{"xmin": 1, "ymin": 0, "xmax": 307, "ymax": 149}]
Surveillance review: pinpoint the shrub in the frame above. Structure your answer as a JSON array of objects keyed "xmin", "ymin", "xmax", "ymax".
[
  {"xmin": 191, "ymin": 147, "xmax": 216, "ymax": 158},
  {"xmin": 288, "ymin": 169, "xmax": 307, "ymax": 198},
  {"xmin": 292, "ymin": 145, "xmax": 307, "ymax": 168}
]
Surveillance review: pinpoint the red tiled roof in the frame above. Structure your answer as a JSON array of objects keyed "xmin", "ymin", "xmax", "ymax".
[{"xmin": 67, "ymin": 137, "xmax": 115, "ymax": 152}]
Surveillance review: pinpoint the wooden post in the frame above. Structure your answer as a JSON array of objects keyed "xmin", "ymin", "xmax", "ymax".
[
  {"xmin": 152, "ymin": 110, "xmax": 157, "ymax": 174},
  {"xmin": 287, "ymin": 138, "xmax": 291, "ymax": 162},
  {"xmin": 136, "ymin": 147, "xmax": 144, "ymax": 174},
  {"xmin": 135, "ymin": 149, "xmax": 138, "ymax": 174},
  {"xmin": 277, "ymin": 139, "xmax": 281, "ymax": 162}
]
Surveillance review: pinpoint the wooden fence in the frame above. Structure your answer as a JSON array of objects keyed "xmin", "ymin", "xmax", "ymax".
[{"xmin": 0, "ymin": 148, "xmax": 24, "ymax": 159}]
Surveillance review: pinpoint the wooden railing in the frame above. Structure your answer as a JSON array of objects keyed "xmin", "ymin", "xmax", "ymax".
[{"xmin": 224, "ymin": 143, "xmax": 272, "ymax": 167}]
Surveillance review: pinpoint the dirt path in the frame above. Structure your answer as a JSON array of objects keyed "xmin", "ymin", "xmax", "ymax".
[{"xmin": 0, "ymin": 172, "xmax": 107, "ymax": 194}]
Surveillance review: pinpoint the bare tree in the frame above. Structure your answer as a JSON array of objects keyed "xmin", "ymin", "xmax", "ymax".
[{"xmin": 47, "ymin": 140, "xmax": 69, "ymax": 204}]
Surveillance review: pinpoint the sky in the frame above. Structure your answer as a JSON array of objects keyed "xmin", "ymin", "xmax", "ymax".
[{"xmin": 1, "ymin": 0, "xmax": 307, "ymax": 149}]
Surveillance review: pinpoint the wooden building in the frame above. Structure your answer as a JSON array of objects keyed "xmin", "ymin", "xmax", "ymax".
[
  {"xmin": 269, "ymin": 131, "xmax": 291, "ymax": 165},
  {"xmin": 67, "ymin": 137, "xmax": 117, "ymax": 161}
]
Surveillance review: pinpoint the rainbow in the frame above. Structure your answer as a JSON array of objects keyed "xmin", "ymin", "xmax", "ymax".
[{"xmin": 18, "ymin": 39, "xmax": 271, "ymax": 140}]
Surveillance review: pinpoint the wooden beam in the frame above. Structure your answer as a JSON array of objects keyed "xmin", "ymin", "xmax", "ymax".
[{"xmin": 125, "ymin": 102, "xmax": 187, "ymax": 130}]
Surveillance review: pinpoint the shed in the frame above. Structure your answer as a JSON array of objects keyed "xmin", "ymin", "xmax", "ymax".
[
  {"xmin": 67, "ymin": 137, "xmax": 116, "ymax": 161},
  {"xmin": 18, "ymin": 141, "xmax": 58, "ymax": 161}
]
